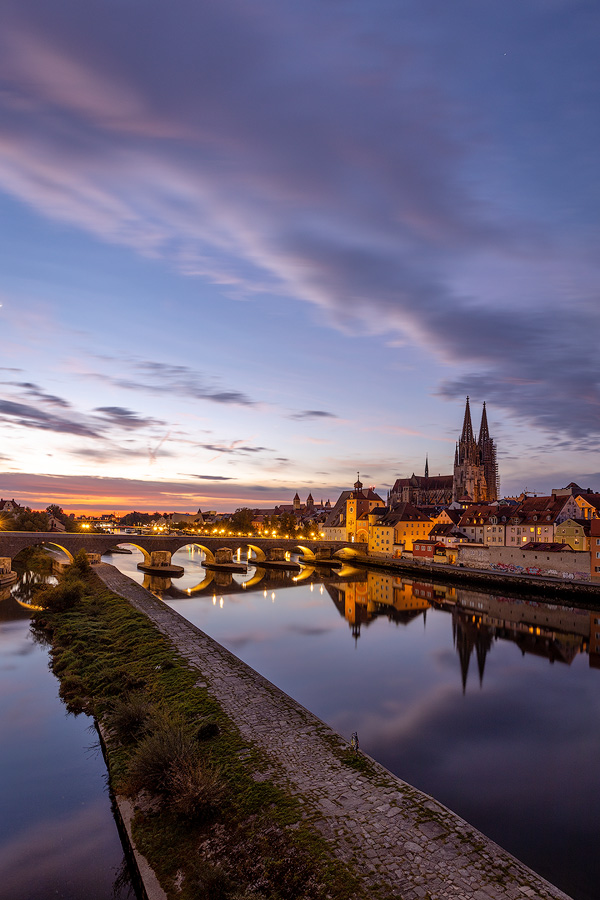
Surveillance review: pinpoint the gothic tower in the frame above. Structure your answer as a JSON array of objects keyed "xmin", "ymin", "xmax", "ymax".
[
  {"xmin": 478, "ymin": 402, "xmax": 499, "ymax": 501},
  {"xmin": 453, "ymin": 397, "xmax": 497, "ymax": 502}
]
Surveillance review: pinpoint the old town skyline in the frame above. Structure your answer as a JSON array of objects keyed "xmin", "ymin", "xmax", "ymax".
[{"xmin": 1, "ymin": 2, "xmax": 599, "ymax": 513}]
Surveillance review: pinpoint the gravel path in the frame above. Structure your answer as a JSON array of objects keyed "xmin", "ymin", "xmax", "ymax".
[{"xmin": 96, "ymin": 563, "xmax": 573, "ymax": 900}]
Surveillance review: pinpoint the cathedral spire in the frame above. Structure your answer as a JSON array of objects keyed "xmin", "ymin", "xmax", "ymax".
[
  {"xmin": 478, "ymin": 401, "xmax": 490, "ymax": 444},
  {"xmin": 460, "ymin": 396, "xmax": 474, "ymax": 444},
  {"xmin": 424, "ymin": 455, "xmax": 429, "ymax": 478}
]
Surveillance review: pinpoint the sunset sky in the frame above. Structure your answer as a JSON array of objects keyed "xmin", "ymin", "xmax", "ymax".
[{"xmin": 1, "ymin": 0, "xmax": 599, "ymax": 513}]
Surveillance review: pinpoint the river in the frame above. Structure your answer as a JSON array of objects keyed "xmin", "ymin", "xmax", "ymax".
[
  {"xmin": 104, "ymin": 543, "xmax": 600, "ymax": 900},
  {"xmin": 0, "ymin": 559, "xmax": 138, "ymax": 900}
]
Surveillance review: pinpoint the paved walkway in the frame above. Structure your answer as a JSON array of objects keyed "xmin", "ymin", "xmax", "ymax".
[{"xmin": 96, "ymin": 563, "xmax": 573, "ymax": 900}]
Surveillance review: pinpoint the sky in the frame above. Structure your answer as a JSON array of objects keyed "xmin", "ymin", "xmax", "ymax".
[{"xmin": 1, "ymin": 0, "xmax": 599, "ymax": 513}]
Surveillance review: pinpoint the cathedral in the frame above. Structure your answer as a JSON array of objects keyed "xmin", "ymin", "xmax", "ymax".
[{"xmin": 389, "ymin": 398, "xmax": 498, "ymax": 507}]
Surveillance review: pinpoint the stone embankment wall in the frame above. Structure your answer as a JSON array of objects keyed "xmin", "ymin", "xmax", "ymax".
[
  {"xmin": 351, "ymin": 554, "xmax": 600, "ymax": 599},
  {"xmin": 96, "ymin": 563, "xmax": 573, "ymax": 900},
  {"xmin": 458, "ymin": 545, "xmax": 591, "ymax": 581}
]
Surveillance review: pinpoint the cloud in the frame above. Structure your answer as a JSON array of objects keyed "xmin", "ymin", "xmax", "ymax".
[
  {"xmin": 290, "ymin": 410, "xmax": 337, "ymax": 421},
  {"xmin": 90, "ymin": 360, "xmax": 256, "ymax": 407},
  {"xmin": 94, "ymin": 405, "xmax": 163, "ymax": 430},
  {"xmin": 0, "ymin": 398, "xmax": 100, "ymax": 437},
  {"xmin": 11, "ymin": 382, "xmax": 71, "ymax": 408},
  {"xmin": 0, "ymin": 381, "xmax": 168, "ymax": 445},
  {"xmin": 0, "ymin": 1, "xmax": 599, "ymax": 440},
  {"xmin": 198, "ymin": 442, "xmax": 273, "ymax": 457},
  {"xmin": 181, "ymin": 473, "xmax": 233, "ymax": 481}
]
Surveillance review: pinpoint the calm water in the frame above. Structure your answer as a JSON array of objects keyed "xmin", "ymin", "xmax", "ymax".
[
  {"xmin": 105, "ymin": 543, "xmax": 600, "ymax": 900},
  {"xmin": 0, "ymin": 573, "xmax": 137, "ymax": 900}
]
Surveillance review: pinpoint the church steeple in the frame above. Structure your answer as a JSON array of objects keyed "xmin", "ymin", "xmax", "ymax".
[
  {"xmin": 478, "ymin": 401, "xmax": 490, "ymax": 444},
  {"xmin": 460, "ymin": 396, "xmax": 474, "ymax": 444},
  {"xmin": 424, "ymin": 455, "xmax": 429, "ymax": 478}
]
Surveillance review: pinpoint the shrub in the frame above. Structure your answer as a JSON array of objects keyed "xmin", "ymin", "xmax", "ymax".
[
  {"xmin": 125, "ymin": 719, "xmax": 198, "ymax": 796},
  {"xmin": 169, "ymin": 757, "xmax": 225, "ymax": 819},
  {"xmin": 36, "ymin": 578, "xmax": 86, "ymax": 612},
  {"xmin": 106, "ymin": 694, "xmax": 155, "ymax": 744},
  {"xmin": 125, "ymin": 716, "xmax": 225, "ymax": 818},
  {"xmin": 69, "ymin": 549, "xmax": 92, "ymax": 577}
]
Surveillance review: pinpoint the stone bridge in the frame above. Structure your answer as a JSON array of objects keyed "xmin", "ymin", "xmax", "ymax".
[{"xmin": 0, "ymin": 532, "xmax": 366, "ymax": 572}]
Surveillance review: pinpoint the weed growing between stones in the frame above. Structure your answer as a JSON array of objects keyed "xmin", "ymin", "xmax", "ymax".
[{"xmin": 31, "ymin": 564, "xmax": 384, "ymax": 900}]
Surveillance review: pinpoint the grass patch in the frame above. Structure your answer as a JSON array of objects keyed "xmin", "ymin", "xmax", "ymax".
[{"xmin": 32, "ymin": 562, "xmax": 386, "ymax": 900}]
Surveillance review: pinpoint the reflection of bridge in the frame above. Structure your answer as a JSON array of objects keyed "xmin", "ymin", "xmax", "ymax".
[
  {"xmin": 144, "ymin": 563, "xmax": 367, "ymax": 599},
  {"xmin": 0, "ymin": 533, "xmax": 365, "ymax": 569}
]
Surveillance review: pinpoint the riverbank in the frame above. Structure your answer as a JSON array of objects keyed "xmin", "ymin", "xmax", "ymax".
[{"xmin": 91, "ymin": 562, "xmax": 572, "ymax": 900}]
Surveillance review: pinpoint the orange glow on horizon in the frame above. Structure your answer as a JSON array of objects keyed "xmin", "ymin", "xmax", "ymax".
[{"xmin": 4, "ymin": 489, "xmax": 308, "ymax": 517}]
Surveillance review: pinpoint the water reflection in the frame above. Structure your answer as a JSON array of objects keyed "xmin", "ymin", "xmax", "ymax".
[
  {"xmin": 103, "ymin": 556, "xmax": 595, "ymax": 900},
  {"xmin": 0, "ymin": 555, "xmax": 138, "ymax": 900},
  {"xmin": 101, "ymin": 548, "xmax": 600, "ymax": 899}
]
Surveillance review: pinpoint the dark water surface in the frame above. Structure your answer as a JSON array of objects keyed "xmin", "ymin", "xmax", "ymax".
[
  {"xmin": 105, "ymin": 544, "xmax": 600, "ymax": 900},
  {"xmin": 0, "ymin": 580, "xmax": 136, "ymax": 900}
]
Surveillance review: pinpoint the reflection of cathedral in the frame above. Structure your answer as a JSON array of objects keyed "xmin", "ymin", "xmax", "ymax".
[
  {"xmin": 445, "ymin": 591, "xmax": 592, "ymax": 691},
  {"xmin": 324, "ymin": 571, "xmax": 595, "ymax": 685},
  {"xmin": 452, "ymin": 609, "xmax": 494, "ymax": 693}
]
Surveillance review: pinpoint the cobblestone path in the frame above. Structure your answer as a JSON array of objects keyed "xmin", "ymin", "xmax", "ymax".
[{"xmin": 96, "ymin": 564, "xmax": 573, "ymax": 900}]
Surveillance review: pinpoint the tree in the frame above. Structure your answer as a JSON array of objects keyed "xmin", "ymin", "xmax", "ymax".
[
  {"xmin": 278, "ymin": 511, "xmax": 298, "ymax": 536},
  {"xmin": 119, "ymin": 511, "xmax": 157, "ymax": 527},
  {"xmin": 300, "ymin": 521, "xmax": 315, "ymax": 539},
  {"xmin": 11, "ymin": 508, "xmax": 50, "ymax": 531},
  {"xmin": 229, "ymin": 508, "xmax": 255, "ymax": 533}
]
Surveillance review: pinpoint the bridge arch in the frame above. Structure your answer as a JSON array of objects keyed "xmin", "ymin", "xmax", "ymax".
[
  {"xmin": 333, "ymin": 546, "xmax": 361, "ymax": 561},
  {"xmin": 246, "ymin": 544, "xmax": 266, "ymax": 563},
  {"xmin": 42, "ymin": 541, "xmax": 74, "ymax": 563},
  {"xmin": 170, "ymin": 542, "xmax": 216, "ymax": 565},
  {"xmin": 106, "ymin": 541, "xmax": 151, "ymax": 565},
  {"xmin": 291, "ymin": 544, "xmax": 316, "ymax": 563}
]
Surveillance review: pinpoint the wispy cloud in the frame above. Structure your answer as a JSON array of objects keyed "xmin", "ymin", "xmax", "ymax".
[
  {"xmin": 181, "ymin": 473, "xmax": 233, "ymax": 481},
  {"xmin": 198, "ymin": 441, "xmax": 273, "ymax": 457},
  {"xmin": 90, "ymin": 360, "xmax": 257, "ymax": 407},
  {"xmin": 94, "ymin": 406, "xmax": 163, "ymax": 430},
  {"xmin": 13, "ymin": 382, "xmax": 71, "ymax": 408},
  {"xmin": 0, "ymin": 398, "xmax": 100, "ymax": 437},
  {"xmin": 290, "ymin": 409, "xmax": 337, "ymax": 420}
]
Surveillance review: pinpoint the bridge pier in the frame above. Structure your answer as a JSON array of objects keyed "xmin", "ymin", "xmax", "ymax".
[
  {"xmin": 203, "ymin": 547, "xmax": 247, "ymax": 573},
  {"xmin": 137, "ymin": 550, "xmax": 184, "ymax": 578},
  {"xmin": 313, "ymin": 549, "xmax": 342, "ymax": 567},
  {"xmin": 0, "ymin": 557, "xmax": 17, "ymax": 588},
  {"xmin": 256, "ymin": 548, "xmax": 301, "ymax": 571}
]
